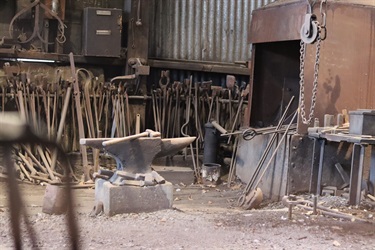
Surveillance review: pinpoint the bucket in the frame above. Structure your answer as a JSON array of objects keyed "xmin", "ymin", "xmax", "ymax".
[{"xmin": 201, "ymin": 163, "xmax": 221, "ymax": 185}]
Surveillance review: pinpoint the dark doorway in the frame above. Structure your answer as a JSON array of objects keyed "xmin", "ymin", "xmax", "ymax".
[{"xmin": 250, "ymin": 40, "xmax": 300, "ymax": 127}]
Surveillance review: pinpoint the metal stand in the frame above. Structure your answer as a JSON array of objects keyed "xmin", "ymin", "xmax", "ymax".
[{"xmin": 309, "ymin": 130, "xmax": 375, "ymax": 205}]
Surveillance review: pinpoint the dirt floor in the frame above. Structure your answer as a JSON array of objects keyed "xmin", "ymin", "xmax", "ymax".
[{"xmin": 0, "ymin": 179, "xmax": 375, "ymax": 250}]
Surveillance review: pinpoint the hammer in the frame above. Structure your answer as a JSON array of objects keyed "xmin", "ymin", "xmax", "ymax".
[{"xmin": 100, "ymin": 129, "xmax": 161, "ymax": 147}]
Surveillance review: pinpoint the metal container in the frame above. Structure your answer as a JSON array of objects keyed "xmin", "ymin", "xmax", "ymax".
[
  {"xmin": 203, "ymin": 123, "xmax": 219, "ymax": 164},
  {"xmin": 349, "ymin": 109, "xmax": 375, "ymax": 136},
  {"xmin": 201, "ymin": 163, "xmax": 221, "ymax": 185},
  {"xmin": 82, "ymin": 7, "xmax": 122, "ymax": 57}
]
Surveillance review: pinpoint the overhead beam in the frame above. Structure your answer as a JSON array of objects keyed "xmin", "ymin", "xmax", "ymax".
[{"xmin": 148, "ymin": 59, "xmax": 250, "ymax": 76}]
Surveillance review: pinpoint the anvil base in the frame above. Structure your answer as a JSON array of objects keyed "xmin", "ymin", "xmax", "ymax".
[{"xmin": 95, "ymin": 179, "xmax": 173, "ymax": 216}]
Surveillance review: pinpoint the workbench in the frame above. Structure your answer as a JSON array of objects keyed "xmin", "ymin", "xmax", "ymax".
[{"xmin": 308, "ymin": 128, "xmax": 375, "ymax": 205}]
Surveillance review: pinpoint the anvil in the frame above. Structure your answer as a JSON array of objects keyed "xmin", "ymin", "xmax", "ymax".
[{"xmin": 80, "ymin": 130, "xmax": 196, "ymax": 174}]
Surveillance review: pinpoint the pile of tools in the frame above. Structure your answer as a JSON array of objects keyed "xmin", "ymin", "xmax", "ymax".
[
  {"xmin": 0, "ymin": 60, "xmax": 145, "ymax": 183},
  {"xmin": 152, "ymin": 72, "xmax": 248, "ymax": 140},
  {"xmin": 151, "ymin": 71, "xmax": 249, "ymax": 179},
  {"xmin": 0, "ymin": 61, "xmax": 249, "ymax": 184}
]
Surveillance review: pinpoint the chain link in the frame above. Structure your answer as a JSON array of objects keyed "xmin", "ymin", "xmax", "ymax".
[
  {"xmin": 299, "ymin": 1, "xmax": 326, "ymax": 125},
  {"xmin": 299, "ymin": 32, "xmax": 322, "ymax": 125}
]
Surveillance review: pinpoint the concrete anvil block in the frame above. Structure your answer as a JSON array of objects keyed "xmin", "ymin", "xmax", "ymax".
[
  {"xmin": 42, "ymin": 184, "xmax": 67, "ymax": 215},
  {"xmin": 95, "ymin": 179, "xmax": 173, "ymax": 216}
]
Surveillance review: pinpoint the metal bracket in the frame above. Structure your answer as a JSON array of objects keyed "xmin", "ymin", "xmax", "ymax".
[{"xmin": 129, "ymin": 58, "xmax": 150, "ymax": 76}]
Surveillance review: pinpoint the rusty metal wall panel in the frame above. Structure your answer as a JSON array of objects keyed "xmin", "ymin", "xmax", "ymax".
[
  {"xmin": 149, "ymin": 0, "xmax": 275, "ymax": 63},
  {"xmin": 298, "ymin": 3, "xmax": 375, "ymax": 133},
  {"xmin": 288, "ymin": 134, "xmax": 352, "ymax": 194},
  {"xmin": 249, "ymin": 1, "xmax": 307, "ymax": 43}
]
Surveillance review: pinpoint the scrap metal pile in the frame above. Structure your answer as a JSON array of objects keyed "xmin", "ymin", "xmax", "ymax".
[{"xmin": 0, "ymin": 64, "xmax": 249, "ymax": 184}]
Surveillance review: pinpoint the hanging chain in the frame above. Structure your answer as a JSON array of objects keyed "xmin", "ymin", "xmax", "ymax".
[
  {"xmin": 299, "ymin": 0, "xmax": 326, "ymax": 125},
  {"xmin": 299, "ymin": 35, "xmax": 321, "ymax": 125}
]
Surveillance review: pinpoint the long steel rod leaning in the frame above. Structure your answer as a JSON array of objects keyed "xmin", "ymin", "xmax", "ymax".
[
  {"xmin": 244, "ymin": 96, "xmax": 295, "ymax": 195},
  {"xmin": 252, "ymin": 110, "xmax": 298, "ymax": 189}
]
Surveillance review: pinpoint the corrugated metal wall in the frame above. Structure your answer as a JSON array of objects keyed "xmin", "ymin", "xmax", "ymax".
[{"xmin": 149, "ymin": 0, "xmax": 275, "ymax": 63}]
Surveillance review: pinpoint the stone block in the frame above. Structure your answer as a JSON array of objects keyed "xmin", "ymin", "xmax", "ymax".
[
  {"xmin": 42, "ymin": 184, "xmax": 67, "ymax": 215},
  {"xmin": 95, "ymin": 179, "xmax": 173, "ymax": 216}
]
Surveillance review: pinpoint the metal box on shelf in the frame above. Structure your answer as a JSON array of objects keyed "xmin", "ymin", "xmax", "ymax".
[
  {"xmin": 349, "ymin": 109, "xmax": 375, "ymax": 136},
  {"xmin": 82, "ymin": 7, "xmax": 122, "ymax": 57}
]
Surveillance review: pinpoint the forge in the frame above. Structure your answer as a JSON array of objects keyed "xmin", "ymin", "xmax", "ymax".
[{"xmin": 80, "ymin": 130, "xmax": 196, "ymax": 215}]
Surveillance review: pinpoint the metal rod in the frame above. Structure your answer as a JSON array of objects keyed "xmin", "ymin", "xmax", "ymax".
[
  {"xmin": 69, "ymin": 52, "xmax": 89, "ymax": 181},
  {"xmin": 243, "ymin": 96, "xmax": 295, "ymax": 195},
  {"xmin": 211, "ymin": 120, "xmax": 227, "ymax": 135},
  {"xmin": 50, "ymin": 86, "xmax": 72, "ymax": 172},
  {"xmin": 252, "ymin": 110, "xmax": 298, "ymax": 189},
  {"xmin": 316, "ymin": 139, "xmax": 326, "ymax": 196}
]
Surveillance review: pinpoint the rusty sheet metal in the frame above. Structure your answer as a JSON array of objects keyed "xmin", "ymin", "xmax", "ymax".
[
  {"xmin": 288, "ymin": 134, "xmax": 352, "ymax": 194},
  {"xmin": 297, "ymin": 2, "xmax": 375, "ymax": 133},
  {"xmin": 249, "ymin": 1, "xmax": 307, "ymax": 43}
]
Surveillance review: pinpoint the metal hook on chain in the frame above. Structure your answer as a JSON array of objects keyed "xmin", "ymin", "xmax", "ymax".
[
  {"xmin": 319, "ymin": 0, "xmax": 327, "ymax": 40},
  {"xmin": 299, "ymin": 0, "xmax": 327, "ymax": 125},
  {"xmin": 320, "ymin": 0, "xmax": 327, "ymax": 27}
]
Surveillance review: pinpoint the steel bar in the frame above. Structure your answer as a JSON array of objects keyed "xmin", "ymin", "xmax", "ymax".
[
  {"xmin": 370, "ymin": 145, "xmax": 375, "ymax": 195},
  {"xmin": 120, "ymin": 92, "xmax": 126, "ymax": 137},
  {"xmin": 125, "ymin": 91, "xmax": 131, "ymax": 136},
  {"xmin": 37, "ymin": 146, "xmax": 56, "ymax": 180},
  {"xmin": 47, "ymin": 90, "xmax": 51, "ymax": 138},
  {"xmin": 136, "ymin": 114, "xmax": 141, "ymax": 134},
  {"xmin": 252, "ymin": 110, "xmax": 298, "ymax": 189},
  {"xmin": 242, "ymin": 96, "xmax": 295, "ymax": 195},
  {"xmin": 295, "ymin": 203, "xmax": 370, "ymax": 223},
  {"xmin": 51, "ymin": 90, "xmax": 58, "ymax": 136},
  {"xmin": 50, "ymin": 86, "xmax": 72, "ymax": 172},
  {"xmin": 211, "ymin": 120, "xmax": 227, "ymax": 135},
  {"xmin": 151, "ymin": 91, "xmax": 158, "ymax": 131},
  {"xmin": 309, "ymin": 138, "xmax": 320, "ymax": 194},
  {"xmin": 69, "ymin": 52, "xmax": 89, "ymax": 181},
  {"xmin": 1, "ymin": 86, "xmax": 5, "ymax": 114},
  {"xmin": 349, "ymin": 143, "xmax": 366, "ymax": 205},
  {"xmin": 316, "ymin": 139, "xmax": 326, "ymax": 196},
  {"xmin": 227, "ymin": 136, "xmax": 239, "ymax": 187},
  {"xmin": 83, "ymin": 72, "xmax": 95, "ymax": 138}
]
